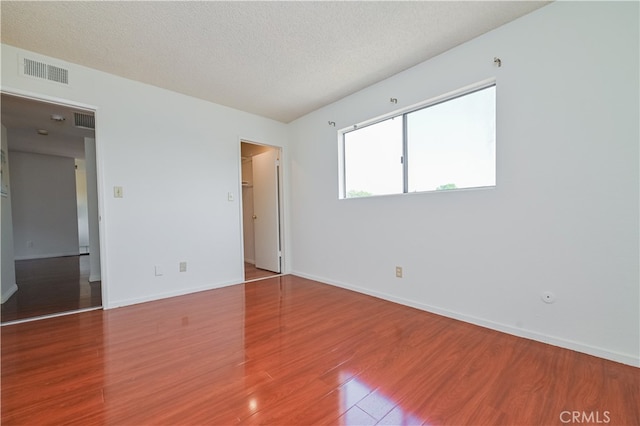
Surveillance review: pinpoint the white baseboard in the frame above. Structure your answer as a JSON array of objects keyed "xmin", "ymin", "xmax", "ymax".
[
  {"xmin": 245, "ymin": 258, "xmax": 255, "ymax": 265},
  {"xmin": 89, "ymin": 274, "xmax": 101, "ymax": 283},
  {"xmin": 1, "ymin": 283, "xmax": 18, "ymax": 304},
  {"xmin": 291, "ymin": 270, "xmax": 639, "ymax": 368},
  {"xmin": 105, "ymin": 278, "xmax": 243, "ymax": 310}
]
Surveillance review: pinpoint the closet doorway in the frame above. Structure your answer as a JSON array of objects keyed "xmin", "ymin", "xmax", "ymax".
[{"xmin": 241, "ymin": 141, "xmax": 282, "ymax": 281}]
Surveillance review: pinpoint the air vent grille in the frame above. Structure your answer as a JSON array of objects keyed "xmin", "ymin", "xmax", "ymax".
[
  {"xmin": 46, "ymin": 64, "xmax": 69, "ymax": 84},
  {"xmin": 23, "ymin": 58, "xmax": 47, "ymax": 79},
  {"xmin": 74, "ymin": 112, "xmax": 95, "ymax": 130},
  {"xmin": 22, "ymin": 57, "xmax": 69, "ymax": 85}
]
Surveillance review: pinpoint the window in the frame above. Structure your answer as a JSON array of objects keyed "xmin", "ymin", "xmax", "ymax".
[
  {"xmin": 343, "ymin": 117, "xmax": 403, "ymax": 198},
  {"xmin": 340, "ymin": 84, "xmax": 496, "ymax": 199}
]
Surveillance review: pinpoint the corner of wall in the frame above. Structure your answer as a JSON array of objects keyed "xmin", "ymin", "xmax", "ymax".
[{"xmin": 1, "ymin": 283, "xmax": 18, "ymax": 304}]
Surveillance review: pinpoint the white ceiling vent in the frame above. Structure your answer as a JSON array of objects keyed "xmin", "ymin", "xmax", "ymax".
[
  {"xmin": 21, "ymin": 56, "xmax": 69, "ymax": 85},
  {"xmin": 73, "ymin": 112, "xmax": 95, "ymax": 130}
]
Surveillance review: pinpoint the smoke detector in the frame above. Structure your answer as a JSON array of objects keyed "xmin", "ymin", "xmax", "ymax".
[
  {"xmin": 50, "ymin": 114, "xmax": 66, "ymax": 122},
  {"xmin": 37, "ymin": 129, "xmax": 49, "ymax": 136}
]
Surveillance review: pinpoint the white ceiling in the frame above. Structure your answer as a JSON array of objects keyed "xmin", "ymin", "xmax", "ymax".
[
  {"xmin": 1, "ymin": 1, "xmax": 549, "ymax": 124},
  {"xmin": 1, "ymin": 94, "xmax": 94, "ymax": 159}
]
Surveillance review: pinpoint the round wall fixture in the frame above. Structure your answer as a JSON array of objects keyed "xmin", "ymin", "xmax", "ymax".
[
  {"xmin": 37, "ymin": 129, "xmax": 49, "ymax": 135},
  {"xmin": 50, "ymin": 114, "xmax": 66, "ymax": 122}
]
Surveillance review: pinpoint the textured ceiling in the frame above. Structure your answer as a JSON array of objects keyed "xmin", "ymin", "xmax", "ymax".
[{"xmin": 1, "ymin": 1, "xmax": 549, "ymax": 123}]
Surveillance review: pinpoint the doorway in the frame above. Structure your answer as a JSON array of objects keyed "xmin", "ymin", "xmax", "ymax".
[
  {"xmin": 241, "ymin": 141, "xmax": 282, "ymax": 281},
  {"xmin": 0, "ymin": 93, "xmax": 102, "ymax": 323}
]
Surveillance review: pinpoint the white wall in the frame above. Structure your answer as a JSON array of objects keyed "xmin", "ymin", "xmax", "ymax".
[
  {"xmin": 289, "ymin": 1, "xmax": 639, "ymax": 367},
  {"xmin": 1, "ymin": 43, "xmax": 290, "ymax": 308},
  {"xmin": 10, "ymin": 151, "xmax": 80, "ymax": 260},
  {"xmin": 1, "ymin": 125, "xmax": 18, "ymax": 303}
]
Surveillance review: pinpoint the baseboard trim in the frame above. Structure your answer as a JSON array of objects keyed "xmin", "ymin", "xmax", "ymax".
[
  {"xmin": 291, "ymin": 270, "xmax": 639, "ymax": 368},
  {"xmin": 106, "ymin": 278, "xmax": 243, "ymax": 310},
  {"xmin": 1, "ymin": 283, "xmax": 18, "ymax": 304},
  {"xmin": 89, "ymin": 274, "xmax": 101, "ymax": 283}
]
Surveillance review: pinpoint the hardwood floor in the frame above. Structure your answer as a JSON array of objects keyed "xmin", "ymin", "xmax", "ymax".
[
  {"xmin": 245, "ymin": 261, "xmax": 280, "ymax": 281},
  {"xmin": 2, "ymin": 275, "xmax": 638, "ymax": 425},
  {"xmin": 1, "ymin": 255, "xmax": 102, "ymax": 323}
]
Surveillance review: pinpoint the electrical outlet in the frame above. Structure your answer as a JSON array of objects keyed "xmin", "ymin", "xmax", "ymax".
[
  {"xmin": 114, "ymin": 186, "xmax": 124, "ymax": 198},
  {"xmin": 179, "ymin": 261, "xmax": 187, "ymax": 272},
  {"xmin": 154, "ymin": 265, "xmax": 163, "ymax": 276},
  {"xmin": 395, "ymin": 266, "xmax": 403, "ymax": 278}
]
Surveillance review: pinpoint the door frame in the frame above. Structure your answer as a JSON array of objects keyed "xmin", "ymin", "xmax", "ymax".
[
  {"xmin": 238, "ymin": 139, "xmax": 286, "ymax": 281},
  {"xmin": 1, "ymin": 87, "xmax": 108, "ymax": 309}
]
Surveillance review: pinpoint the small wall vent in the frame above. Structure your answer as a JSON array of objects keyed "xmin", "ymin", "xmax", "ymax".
[
  {"xmin": 74, "ymin": 112, "xmax": 95, "ymax": 130},
  {"xmin": 21, "ymin": 57, "xmax": 69, "ymax": 85}
]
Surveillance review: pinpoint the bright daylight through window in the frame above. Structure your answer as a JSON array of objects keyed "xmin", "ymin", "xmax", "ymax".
[{"xmin": 341, "ymin": 84, "xmax": 496, "ymax": 198}]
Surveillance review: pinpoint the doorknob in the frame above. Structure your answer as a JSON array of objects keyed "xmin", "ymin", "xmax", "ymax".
[{"xmin": 252, "ymin": 214, "xmax": 257, "ymax": 219}]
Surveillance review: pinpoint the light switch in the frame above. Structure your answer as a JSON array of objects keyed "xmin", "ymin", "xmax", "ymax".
[
  {"xmin": 114, "ymin": 186, "xmax": 123, "ymax": 198},
  {"xmin": 228, "ymin": 192, "xmax": 234, "ymax": 201}
]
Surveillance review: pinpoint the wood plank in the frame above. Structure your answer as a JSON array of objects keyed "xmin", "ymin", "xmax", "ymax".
[
  {"xmin": 2, "ymin": 275, "xmax": 638, "ymax": 425},
  {"xmin": 1, "ymin": 255, "xmax": 101, "ymax": 323}
]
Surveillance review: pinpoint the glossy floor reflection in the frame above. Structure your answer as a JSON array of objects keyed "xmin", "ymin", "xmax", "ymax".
[
  {"xmin": 1, "ymin": 255, "xmax": 102, "ymax": 323},
  {"xmin": 339, "ymin": 374, "xmax": 422, "ymax": 425},
  {"xmin": 244, "ymin": 261, "xmax": 280, "ymax": 281},
  {"xmin": 2, "ymin": 275, "xmax": 638, "ymax": 425}
]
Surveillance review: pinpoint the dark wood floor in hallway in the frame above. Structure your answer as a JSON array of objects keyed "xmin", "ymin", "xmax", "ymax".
[
  {"xmin": 1, "ymin": 255, "xmax": 102, "ymax": 323},
  {"xmin": 2, "ymin": 275, "xmax": 638, "ymax": 425}
]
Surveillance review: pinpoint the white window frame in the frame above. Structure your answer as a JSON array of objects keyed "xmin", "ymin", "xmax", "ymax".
[{"xmin": 338, "ymin": 80, "xmax": 496, "ymax": 199}]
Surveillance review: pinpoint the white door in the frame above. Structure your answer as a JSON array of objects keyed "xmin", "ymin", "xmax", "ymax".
[{"xmin": 252, "ymin": 150, "xmax": 281, "ymax": 273}]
